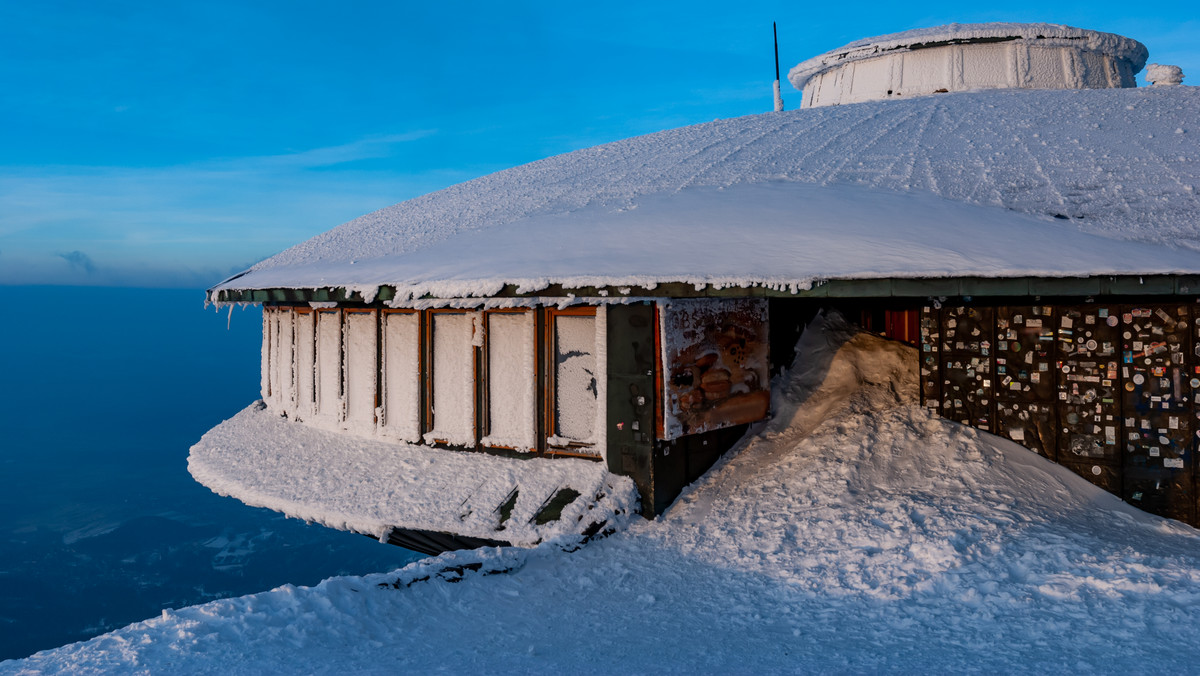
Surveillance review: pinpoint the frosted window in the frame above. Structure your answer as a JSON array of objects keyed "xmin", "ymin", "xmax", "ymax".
[
  {"xmin": 483, "ymin": 312, "xmax": 536, "ymax": 451},
  {"xmin": 554, "ymin": 315, "xmax": 597, "ymax": 443},
  {"xmin": 344, "ymin": 310, "xmax": 378, "ymax": 433},
  {"xmin": 315, "ymin": 310, "xmax": 342, "ymax": 424},
  {"xmin": 274, "ymin": 309, "xmax": 295, "ymax": 414},
  {"xmin": 381, "ymin": 312, "xmax": 421, "ymax": 442},
  {"xmin": 426, "ymin": 313, "xmax": 475, "ymax": 447},
  {"xmin": 294, "ymin": 311, "xmax": 316, "ymax": 421},
  {"xmin": 961, "ymin": 45, "xmax": 1012, "ymax": 88}
]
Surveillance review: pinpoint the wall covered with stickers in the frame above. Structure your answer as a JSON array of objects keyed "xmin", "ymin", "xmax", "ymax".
[{"xmin": 921, "ymin": 301, "xmax": 1200, "ymax": 524}]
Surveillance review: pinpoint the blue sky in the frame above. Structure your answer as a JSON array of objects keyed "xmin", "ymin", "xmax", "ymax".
[{"xmin": 1, "ymin": 1, "xmax": 1197, "ymax": 287}]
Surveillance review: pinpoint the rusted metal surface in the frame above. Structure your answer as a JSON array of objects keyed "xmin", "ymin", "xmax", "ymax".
[{"xmin": 659, "ymin": 299, "xmax": 770, "ymax": 441}]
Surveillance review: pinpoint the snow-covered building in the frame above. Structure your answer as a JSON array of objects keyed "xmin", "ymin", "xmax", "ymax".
[{"xmin": 195, "ymin": 22, "xmax": 1200, "ymax": 551}]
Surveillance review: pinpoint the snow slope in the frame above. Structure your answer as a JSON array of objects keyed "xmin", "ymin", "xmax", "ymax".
[
  {"xmin": 213, "ymin": 86, "xmax": 1200, "ymax": 300},
  {"xmin": 11, "ymin": 314, "xmax": 1200, "ymax": 673}
]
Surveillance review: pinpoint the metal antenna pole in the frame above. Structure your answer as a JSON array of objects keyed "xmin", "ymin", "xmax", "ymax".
[{"xmin": 773, "ymin": 22, "xmax": 784, "ymax": 111}]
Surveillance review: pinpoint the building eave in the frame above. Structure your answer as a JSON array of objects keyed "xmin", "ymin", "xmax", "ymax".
[{"xmin": 208, "ymin": 274, "xmax": 1200, "ymax": 306}]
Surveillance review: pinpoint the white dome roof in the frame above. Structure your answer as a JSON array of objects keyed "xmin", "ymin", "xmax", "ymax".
[{"xmin": 789, "ymin": 23, "xmax": 1149, "ymax": 91}]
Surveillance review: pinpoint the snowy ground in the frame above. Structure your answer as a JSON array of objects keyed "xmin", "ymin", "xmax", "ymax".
[{"xmin": 9, "ymin": 314, "xmax": 1200, "ymax": 673}]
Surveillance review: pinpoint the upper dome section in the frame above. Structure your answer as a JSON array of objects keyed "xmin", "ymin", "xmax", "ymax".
[{"xmin": 789, "ymin": 23, "xmax": 1149, "ymax": 108}]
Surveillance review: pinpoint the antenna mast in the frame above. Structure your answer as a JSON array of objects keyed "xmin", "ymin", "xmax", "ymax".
[{"xmin": 773, "ymin": 22, "xmax": 784, "ymax": 111}]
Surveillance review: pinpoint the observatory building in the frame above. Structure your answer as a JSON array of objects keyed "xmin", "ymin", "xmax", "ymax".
[{"xmin": 193, "ymin": 23, "xmax": 1200, "ymax": 552}]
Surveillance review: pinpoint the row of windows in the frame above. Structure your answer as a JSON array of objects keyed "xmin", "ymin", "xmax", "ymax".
[{"xmin": 262, "ymin": 306, "xmax": 605, "ymax": 457}]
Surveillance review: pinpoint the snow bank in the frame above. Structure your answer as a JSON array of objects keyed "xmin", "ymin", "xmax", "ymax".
[
  {"xmin": 187, "ymin": 403, "xmax": 637, "ymax": 547},
  {"xmin": 14, "ymin": 315, "xmax": 1200, "ymax": 672},
  {"xmin": 212, "ymin": 86, "xmax": 1200, "ymax": 301}
]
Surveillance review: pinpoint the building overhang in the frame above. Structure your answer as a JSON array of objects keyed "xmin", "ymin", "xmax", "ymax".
[{"xmin": 209, "ymin": 274, "xmax": 1200, "ymax": 306}]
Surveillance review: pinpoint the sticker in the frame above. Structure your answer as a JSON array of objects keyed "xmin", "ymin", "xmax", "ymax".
[
  {"xmin": 1092, "ymin": 466, "xmax": 1103, "ymax": 476},
  {"xmin": 1062, "ymin": 317, "xmax": 1074, "ymax": 329},
  {"xmin": 1125, "ymin": 382, "xmax": 1136, "ymax": 391},
  {"xmin": 1107, "ymin": 316, "xmax": 1119, "ymax": 327},
  {"xmin": 1010, "ymin": 428, "xmax": 1025, "ymax": 442},
  {"xmin": 1165, "ymin": 458, "xmax": 1185, "ymax": 469},
  {"xmin": 1150, "ymin": 447, "xmax": 1161, "ymax": 457},
  {"xmin": 1190, "ymin": 378, "xmax": 1200, "ymax": 388},
  {"xmin": 1086, "ymin": 340, "xmax": 1098, "ymax": 351},
  {"xmin": 1028, "ymin": 319, "xmax": 1042, "ymax": 328},
  {"xmin": 1133, "ymin": 374, "xmax": 1145, "ymax": 385}
]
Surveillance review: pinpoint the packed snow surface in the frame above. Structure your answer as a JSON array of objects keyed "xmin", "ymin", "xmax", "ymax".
[
  {"xmin": 213, "ymin": 87, "xmax": 1200, "ymax": 301},
  {"xmin": 789, "ymin": 23, "xmax": 1148, "ymax": 89},
  {"xmin": 187, "ymin": 404, "xmax": 637, "ymax": 547},
  {"xmin": 14, "ymin": 313, "xmax": 1200, "ymax": 672}
]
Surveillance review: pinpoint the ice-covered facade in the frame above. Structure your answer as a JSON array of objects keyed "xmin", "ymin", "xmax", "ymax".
[
  {"xmin": 194, "ymin": 23, "xmax": 1200, "ymax": 550},
  {"xmin": 790, "ymin": 23, "xmax": 1148, "ymax": 108}
]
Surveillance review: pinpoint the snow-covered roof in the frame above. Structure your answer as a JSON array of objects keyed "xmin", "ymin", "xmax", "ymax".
[
  {"xmin": 212, "ymin": 86, "xmax": 1200, "ymax": 303},
  {"xmin": 788, "ymin": 23, "xmax": 1149, "ymax": 91}
]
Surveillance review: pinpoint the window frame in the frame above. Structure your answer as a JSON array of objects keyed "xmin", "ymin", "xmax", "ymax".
[{"xmin": 544, "ymin": 305, "xmax": 601, "ymax": 457}]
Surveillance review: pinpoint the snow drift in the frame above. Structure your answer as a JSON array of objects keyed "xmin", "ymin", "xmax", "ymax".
[{"xmin": 11, "ymin": 313, "xmax": 1200, "ymax": 672}]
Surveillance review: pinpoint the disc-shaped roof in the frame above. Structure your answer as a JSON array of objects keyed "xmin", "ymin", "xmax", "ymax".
[
  {"xmin": 212, "ymin": 85, "xmax": 1200, "ymax": 303},
  {"xmin": 788, "ymin": 23, "xmax": 1149, "ymax": 91}
]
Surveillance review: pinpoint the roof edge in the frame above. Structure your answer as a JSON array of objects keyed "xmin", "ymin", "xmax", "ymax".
[{"xmin": 207, "ymin": 275, "xmax": 1200, "ymax": 306}]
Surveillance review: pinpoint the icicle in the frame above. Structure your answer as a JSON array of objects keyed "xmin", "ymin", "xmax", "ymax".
[{"xmin": 227, "ymin": 305, "xmax": 234, "ymax": 330}]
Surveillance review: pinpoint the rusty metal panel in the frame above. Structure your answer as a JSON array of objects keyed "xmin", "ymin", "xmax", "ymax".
[
  {"xmin": 1120, "ymin": 304, "xmax": 1193, "ymax": 522},
  {"xmin": 919, "ymin": 306, "xmax": 941, "ymax": 413},
  {"xmin": 996, "ymin": 402, "xmax": 1057, "ymax": 460},
  {"xmin": 660, "ymin": 299, "xmax": 770, "ymax": 440},
  {"xmin": 994, "ymin": 306, "xmax": 1056, "ymax": 458},
  {"xmin": 995, "ymin": 306, "xmax": 1056, "ymax": 401},
  {"xmin": 1059, "ymin": 459, "xmax": 1123, "ymax": 494},
  {"xmin": 1125, "ymin": 466, "xmax": 1194, "ymax": 523},
  {"xmin": 939, "ymin": 305, "xmax": 994, "ymax": 430},
  {"xmin": 1056, "ymin": 306, "xmax": 1122, "ymax": 467}
]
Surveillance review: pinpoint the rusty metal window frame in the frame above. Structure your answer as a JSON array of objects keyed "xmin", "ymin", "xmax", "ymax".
[{"xmin": 545, "ymin": 306, "xmax": 601, "ymax": 457}]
